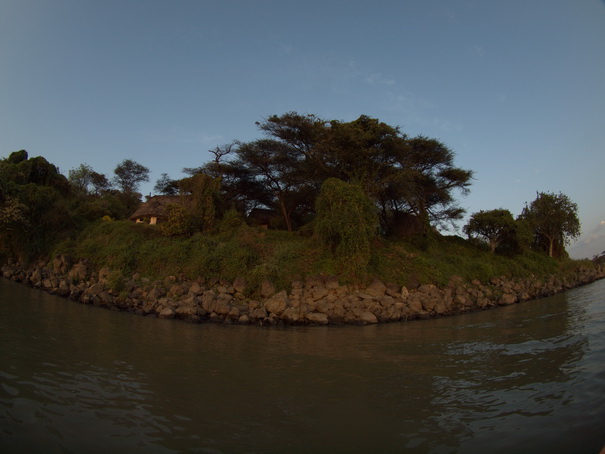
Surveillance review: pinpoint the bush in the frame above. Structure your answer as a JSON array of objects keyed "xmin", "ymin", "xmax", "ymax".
[{"xmin": 315, "ymin": 178, "xmax": 378, "ymax": 278}]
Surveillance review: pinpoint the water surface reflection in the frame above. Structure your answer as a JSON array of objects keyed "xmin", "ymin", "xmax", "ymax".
[{"xmin": 1, "ymin": 278, "xmax": 604, "ymax": 453}]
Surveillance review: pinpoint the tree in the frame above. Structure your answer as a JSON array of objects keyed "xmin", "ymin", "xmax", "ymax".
[
  {"xmin": 0, "ymin": 152, "xmax": 73, "ymax": 259},
  {"xmin": 390, "ymin": 136, "xmax": 473, "ymax": 235},
  {"xmin": 187, "ymin": 112, "xmax": 472, "ymax": 236},
  {"xmin": 520, "ymin": 191, "xmax": 581, "ymax": 258},
  {"xmin": 179, "ymin": 173, "xmax": 222, "ymax": 233},
  {"xmin": 154, "ymin": 173, "xmax": 179, "ymax": 195},
  {"xmin": 315, "ymin": 178, "xmax": 378, "ymax": 277},
  {"xmin": 6, "ymin": 149, "xmax": 28, "ymax": 164},
  {"xmin": 113, "ymin": 159, "xmax": 149, "ymax": 193},
  {"xmin": 228, "ymin": 139, "xmax": 311, "ymax": 232},
  {"xmin": 69, "ymin": 164, "xmax": 110, "ymax": 195},
  {"xmin": 257, "ymin": 112, "xmax": 329, "ymax": 177},
  {"xmin": 464, "ymin": 209, "xmax": 516, "ymax": 253}
]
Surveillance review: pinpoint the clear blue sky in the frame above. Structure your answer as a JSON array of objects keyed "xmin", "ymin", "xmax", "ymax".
[{"xmin": 1, "ymin": 0, "xmax": 604, "ymax": 258}]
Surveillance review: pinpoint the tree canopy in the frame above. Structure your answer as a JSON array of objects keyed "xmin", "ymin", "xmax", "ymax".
[
  {"xmin": 0, "ymin": 113, "xmax": 585, "ymax": 268},
  {"xmin": 520, "ymin": 191, "xmax": 581, "ymax": 258},
  {"xmin": 464, "ymin": 209, "xmax": 517, "ymax": 253},
  {"xmin": 113, "ymin": 159, "xmax": 150, "ymax": 194},
  {"xmin": 197, "ymin": 112, "xmax": 473, "ymax": 236}
]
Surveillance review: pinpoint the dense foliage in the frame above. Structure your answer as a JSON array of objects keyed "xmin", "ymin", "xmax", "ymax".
[
  {"xmin": 464, "ymin": 209, "xmax": 517, "ymax": 253},
  {"xmin": 519, "ymin": 192, "xmax": 581, "ymax": 258},
  {"xmin": 198, "ymin": 112, "xmax": 473, "ymax": 235},
  {"xmin": 315, "ymin": 178, "xmax": 378, "ymax": 278},
  {"xmin": 0, "ymin": 112, "xmax": 587, "ymax": 282}
]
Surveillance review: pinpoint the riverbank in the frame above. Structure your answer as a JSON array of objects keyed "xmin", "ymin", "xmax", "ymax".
[{"xmin": 3, "ymin": 256, "xmax": 605, "ymax": 325}]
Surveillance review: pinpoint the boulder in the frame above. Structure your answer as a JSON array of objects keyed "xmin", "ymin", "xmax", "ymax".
[
  {"xmin": 188, "ymin": 281, "xmax": 204, "ymax": 296},
  {"xmin": 67, "ymin": 262, "xmax": 88, "ymax": 283},
  {"xmin": 305, "ymin": 312, "xmax": 329, "ymax": 325},
  {"xmin": 499, "ymin": 293, "xmax": 517, "ymax": 305},
  {"xmin": 264, "ymin": 290, "xmax": 288, "ymax": 315},
  {"xmin": 158, "ymin": 307, "xmax": 175, "ymax": 319},
  {"xmin": 359, "ymin": 311, "xmax": 378, "ymax": 324},
  {"xmin": 364, "ymin": 279, "xmax": 387, "ymax": 298},
  {"xmin": 282, "ymin": 307, "xmax": 302, "ymax": 323},
  {"xmin": 407, "ymin": 299, "xmax": 423, "ymax": 313}
]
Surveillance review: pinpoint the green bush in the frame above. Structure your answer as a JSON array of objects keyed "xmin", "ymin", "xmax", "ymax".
[{"xmin": 315, "ymin": 178, "xmax": 378, "ymax": 278}]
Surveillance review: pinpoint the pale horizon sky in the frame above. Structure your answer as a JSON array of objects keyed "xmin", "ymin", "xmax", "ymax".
[{"xmin": 1, "ymin": 0, "xmax": 604, "ymax": 258}]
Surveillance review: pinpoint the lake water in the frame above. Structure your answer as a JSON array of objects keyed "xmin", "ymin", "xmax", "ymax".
[{"xmin": 1, "ymin": 277, "xmax": 604, "ymax": 453}]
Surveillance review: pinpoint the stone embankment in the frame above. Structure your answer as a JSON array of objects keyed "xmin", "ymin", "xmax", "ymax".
[{"xmin": 2, "ymin": 256, "xmax": 605, "ymax": 326}]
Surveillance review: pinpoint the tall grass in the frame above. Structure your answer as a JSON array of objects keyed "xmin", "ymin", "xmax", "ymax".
[{"xmin": 54, "ymin": 220, "xmax": 595, "ymax": 291}]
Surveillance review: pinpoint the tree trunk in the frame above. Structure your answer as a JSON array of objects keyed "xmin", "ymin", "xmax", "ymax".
[{"xmin": 278, "ymin": 195, "xmax": 292, "ymax": 232}]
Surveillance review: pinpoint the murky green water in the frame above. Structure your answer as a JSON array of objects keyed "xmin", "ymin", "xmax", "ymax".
[{"xmin": 1, "ymin": 278, "xmax": 604, "ymax": 453}]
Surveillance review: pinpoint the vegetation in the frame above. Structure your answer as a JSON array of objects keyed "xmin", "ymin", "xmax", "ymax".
[
  {"xmin": 315, "ymin": 178, "xmax": 378, "ymax": 278},
  {"xmin": 464, "ymin": 209, "xmax": 517, "ymax": 253},
  {"xmin": 0, "ymin": 112, "xmax": 594, "ymax": 290},
  {"xmin": 519, "ymin": 192, "xmax": 581, "ymax": 258}
]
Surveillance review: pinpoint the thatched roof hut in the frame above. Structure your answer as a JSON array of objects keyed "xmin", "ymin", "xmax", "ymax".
[{"xmin": 129, "ymin": 196, "xmax": 184, "ymax": 225}]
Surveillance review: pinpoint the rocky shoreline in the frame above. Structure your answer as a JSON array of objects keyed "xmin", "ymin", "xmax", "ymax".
[{"xmin": 3, "ymin": 256, "xmax": 605, "ymax": 326}]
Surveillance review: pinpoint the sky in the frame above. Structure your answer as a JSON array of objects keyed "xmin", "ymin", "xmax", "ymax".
[{"xmin": 1, "ymin": 0, "xmax": 604, "ymax": 259}]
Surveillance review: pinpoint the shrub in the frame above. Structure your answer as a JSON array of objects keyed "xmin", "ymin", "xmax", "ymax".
[{"xmin": 315, "ymin": 178, "xmax": 378, "ymax": 278}]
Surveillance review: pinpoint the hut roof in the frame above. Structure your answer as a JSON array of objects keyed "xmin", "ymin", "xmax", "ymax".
[{"xmin": 129, "ymin": 195, "xmax": 185, "ymax": 221}]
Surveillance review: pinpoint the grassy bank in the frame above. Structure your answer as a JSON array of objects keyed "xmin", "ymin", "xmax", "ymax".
[{"xmin": 52, "ymin": 219, "xmax": 594, "ymax": 294}]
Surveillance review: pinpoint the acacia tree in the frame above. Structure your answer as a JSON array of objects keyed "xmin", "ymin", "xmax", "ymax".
[
  {"xmin": 113, "ymin": 159, "xmax": 149, "ymax": 194},
  {"xmin": 384, "ymin": 136, "xmax": 473, "ymax": 236},
  {"xmin": 229, "ymin": 139, "xmax": 311, "ymax": 232},
  {"xmin": 464, "ymin": 209, "xmax": 516, "ymax": 253},
  {"xmin": 191, "ymin": 112, "xmax": 472, "ymax": 236},
  {"xmin": 520, "ymin": 191, "xmax": 580, "ymax": 258},
  {"xmin": 154, "ymin": 173, "xmax": 179, "ymax": 196}
]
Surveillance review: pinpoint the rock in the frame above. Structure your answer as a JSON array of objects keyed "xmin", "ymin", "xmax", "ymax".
[
  {"xmin": 364, "ymin": 279, "xmax": 387, "ymax": 298},
  {"xmin": 68, "ymin": 262, "xmax": 88, "ymax": 283},
  {"xmin": 227, "ymin": 306, "xmax": 241, "ymax": 319},
  {"xmin": 30, "ymin": 267, "xmax": 43, "ymax": 286},
  {"xmin": 42, "ymin": 278, "xmax": 55, "ymax": 290},
  {"xmin": 188, "ymin": 281, "xmax": 204, "ymax": 295},
  {"xmin": 169, "ymin": 283, "xmax": 187, "ymax": 297},
  {"xmin": 260, "ymin": 280, "xmax": 276, "ymax": 298},
  {"xmin": 359, "ymin": 311, "xmax": 378, "ymax": 324},
  {"xmin": 98, "ymin": 267, "xmax": 111, "ymax": 283},
  {"xmin": 233, "ymin": 277, "xmax": 247, "ymax": 294},
  {"xmin": 407, "ymin": 299, "xmax": 423, "ymax": 313},
  {"xmin": 175, "ymin": 304, "xmax": 197, "ymax": 318},
  {"xmin": 311, "ymin": 285, "xmax": 329, "ymax": 301},
  {"xmin": 212, "ymin": 299, "xmax": 232, "ymax": 316},
  {"xmin": 265, "ymin": 290, "xmax": 288, "ymax": 315},
  {"xmin": 249, "ymin": 307, "xmax": 268, "ymax": 320},
  {"xmin": 499, "ymin": 293, "xmax": 517, "ymax": 305},
  {"xmin": 98, "ymin": 291, "xmax": 114, "ymax": 304},
  {"xmin": 385, "ymin": 283, "xmax": 400, "ymax": 298},
  {"xmin": 433, "ymin": 302, "xmax": 448, "ymax": 315},
  {"xmin": 282, "ymin": 307, "xmax": 302, "ymax": 323},
  {"xmin": 305, "ymin": 312, "xmax": 329, "ymax": 324},
  {"xmin": 379, "ymin": 295, "xmax": 394, "ymax": 307},
  {"xmin": 85, "ymin": 282, "xmax": 105, "ymax": 296},
  {"xmin": 158, "ymin": 307, "xmax": 175, "ymax": 319},
  {"xmin": 201, "ymin": 290, "xmax": 216, "ymax": 312},
  {"xmin": 422, "ymin": 298, "xmax": 438, "ymax": 312}
]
